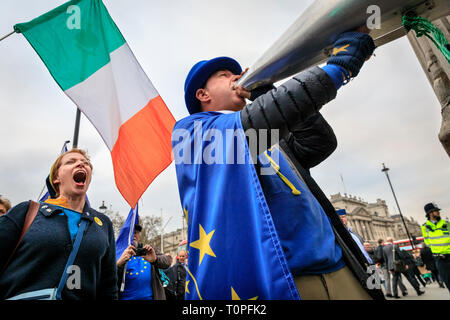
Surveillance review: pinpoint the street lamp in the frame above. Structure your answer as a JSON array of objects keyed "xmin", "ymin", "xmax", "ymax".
[
  {"xmin": 160, "ymin": 208, "xmax": 172, "ymax": 252},
  {"xmin": 99, "ymin": 200, "xmax": 107, "ymax": 213},
  {"xmin": 381, "ymin": 163, "xmax": 415, "ymax": 249}
]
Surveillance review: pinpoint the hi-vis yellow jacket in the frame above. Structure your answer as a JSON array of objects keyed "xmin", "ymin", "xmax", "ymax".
[{"xmin": 421, "ymin": 219, "xmax": 450, "ymax": 255}]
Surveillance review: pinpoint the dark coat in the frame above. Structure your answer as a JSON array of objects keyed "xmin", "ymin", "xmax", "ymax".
[
  {"xmin": 367, "ymin": 249, "xmax": 376, "ymax": 264},
  {"xmin": 401, "ymin": 250, "xmax": 416, "ymax": 267},
  {"xmin": 374, "ymin": 245, "xmax": 386, "ymax": 265},
  {"xmin": 0, "ymin": 200, "xmax": 118, "ymax": 299},
  {"xmin": 171, "ymin": 261, "xmax": 187, "ymax": 299},
  {"xmin": 420, "ymin": 245, "xmax": 437, "ymax": 271},
  {"xmin": 117, "ymin": 245, "xmax": 171, "ymax": 300},
  {"xmin": 241, "ymin": 66, "xmax": 384, "ymax": 300}
]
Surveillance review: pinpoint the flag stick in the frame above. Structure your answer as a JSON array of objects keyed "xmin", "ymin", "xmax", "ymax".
[
  {"xmin": 0, "ymin": 30, "xmax": 16, "ymax": 42},
  {"xmin": 36, "ymin": 184, "xmax": 47, "ymax": 202},
  {"xmin": 37, "ymin": 140, "xmax": 70, "ymax": 201},
  {"xmin": 72, "ymin": 109, "xmax": 81, "ymax": 148},
  {"xmin": 73, "ymin": 45, "xmax": 89, "ymax": 149}
]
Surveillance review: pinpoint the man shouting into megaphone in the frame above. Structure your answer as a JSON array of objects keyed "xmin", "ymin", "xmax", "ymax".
[{"xmin": 172, "ymin": 29, "xmax": 384, "ymax": 300}]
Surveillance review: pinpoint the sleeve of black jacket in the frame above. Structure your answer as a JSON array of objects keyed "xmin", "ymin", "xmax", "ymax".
[{"xmin": 241, "ymin": 66, "xmax": 338, "ymax": 168}]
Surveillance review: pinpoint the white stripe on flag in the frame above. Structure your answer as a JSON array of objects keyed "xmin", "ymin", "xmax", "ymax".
[{"xmin": 65, "ymin": 43, "xmax": 159, "ymax": 150}]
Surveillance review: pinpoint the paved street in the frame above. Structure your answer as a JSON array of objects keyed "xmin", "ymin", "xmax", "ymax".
[{"xmin": 384, "ymin": 278, "xmax": 449, "ymax": 300}]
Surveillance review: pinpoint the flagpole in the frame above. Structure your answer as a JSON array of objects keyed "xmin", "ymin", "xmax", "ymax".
[
  {"xmin": 0, "ymin": 30, "xmax": 16, "ymax": 42},
  {"xmin": 127, "ymin": 205, "xmax": 138, "ymax": 247},
  {"xmin": 120, "ymin": 204, "xmax": 138, "ymax": 293},
  {"xmin": 73, "ymin": 44, "xmax": 88, "ymax": 149},
  {"xmin": 36, "ymin": 184, "xmax": 47, "ymax": 202},
  {"xmin": 72, "ymin": 108, "xmax": 81, "ymax": 148},
  {"xmin": 37, "ymin": 140, "xmax": 71, "ymax": 201}
]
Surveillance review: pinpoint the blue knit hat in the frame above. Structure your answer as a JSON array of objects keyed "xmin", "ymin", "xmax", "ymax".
[
  {"xmin": 184, "ymin": 57, "xmax": 242, "ymax": 114},
  {"xmin": 336, "ymin": 209, "xmax": 347, "ymax": 216}
]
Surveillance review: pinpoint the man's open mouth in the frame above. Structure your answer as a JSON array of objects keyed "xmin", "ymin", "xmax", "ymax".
[{"xmin": 73, "ymin": 170, "xmax": 87, "ymax": 185}]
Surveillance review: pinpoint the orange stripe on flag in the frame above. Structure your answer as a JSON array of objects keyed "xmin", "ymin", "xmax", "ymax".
[{"xmin": 111, "ymin": 95, "xmax": 175, "ymax": 208}]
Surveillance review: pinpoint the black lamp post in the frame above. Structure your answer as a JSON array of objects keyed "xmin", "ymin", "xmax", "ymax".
[
  {"xmin": 381, "ymin": 163, "xmax": 415, "ymax": 250},
  {"xmin": 99, "ymin": 200, "xmax": 107, "ymax": 213}
]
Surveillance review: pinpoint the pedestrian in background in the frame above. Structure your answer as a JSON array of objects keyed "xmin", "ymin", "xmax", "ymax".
[
  {"xmin": 338, "ymin": 209, "xmax": 373, "ymax": 265},
  {"xmin": 116, "ymin": 224, "xmax": 171, "ymax": 300},
  {"xmin": 173, "ymin": 250, "xmax": 187, "ymax": 300},
  {"xmin": 420, "ymin": 244, "xmax": 445, "ymax": 287},
  {"xmin": 413, "ymin": 248, "xmax": 430, "ymax": 286},
  {"xmin": 364, "ymin": 242, "xmax": 376, "ymax": 264},
  {"xmin": 374, "ymin": 239, "xmax": 388, "ymax": 293},
  {"xmin": 400, "ymin": 249, "xmax": 426, "ymax": 294},
  {"xmin": 383, "ymin": 237, "xmax": 408, "ymax": 298}
]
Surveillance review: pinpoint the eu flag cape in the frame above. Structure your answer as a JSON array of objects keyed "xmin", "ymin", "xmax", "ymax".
[{"xmin": 172, "ymin": 111, "xmax": 300, "ymax": 300}]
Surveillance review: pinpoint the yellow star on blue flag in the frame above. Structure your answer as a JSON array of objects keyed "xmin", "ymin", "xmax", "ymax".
[{"xmin": 189, "ymin": 224, "xmax": 216, "ymax": 265}]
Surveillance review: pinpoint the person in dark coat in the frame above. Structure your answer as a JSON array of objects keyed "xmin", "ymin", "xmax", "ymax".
[
  {"xmin": 375, "ymin": 239, "xmax": 386, "ymax": 265},
  {"xmin": 384, "ymin": 241, "xmax": 424, "ymax": 297},
  {"xmin": 174, "ymin": 29, "xmax": 384, "ymax": 300},
  {"xmin": 172, "ymin": 250, "xmax": 187, "ymax": 300},
  {"xmin": 420, "ymin": 244, "xmax": 445, "ymax": 287},
  {"xmin": 0, "ymin": 149, "xmax": 118, "ymax": 300},
  {"xmin": 382, "ymin": 238, "xmax": 408, "ymax": 298},
  {"xmin": 400, "ymin": 250, "xmax": 426, "ymax": 291}
]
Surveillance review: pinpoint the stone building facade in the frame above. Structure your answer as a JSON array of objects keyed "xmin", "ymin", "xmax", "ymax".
[
  {"xmin": 150, "ymin": 193, "xmax": 424, "ymax": 256},
  {"xmin": 391, "ymin": 214, "xmax": 423, "ymax": 240},
  {"xmin": 330, "ymin": 193, "xmax": 421, "ymax": 245},
  {"xmin": 150, "ymin": 227, "xmax": 187, "ymax": 264}
]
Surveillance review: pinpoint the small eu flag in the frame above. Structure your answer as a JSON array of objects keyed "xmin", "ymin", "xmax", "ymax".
[{"xmin": 116, "ymin": 204, "xmax": 139, "ymax": 260}]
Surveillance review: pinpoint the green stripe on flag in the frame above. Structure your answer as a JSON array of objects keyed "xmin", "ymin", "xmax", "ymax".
[{"xmin": 14, "ymin": 0, "xmax": 125, "ymax": 91}]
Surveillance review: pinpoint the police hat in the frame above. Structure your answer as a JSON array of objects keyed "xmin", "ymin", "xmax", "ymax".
[
  {"xmin": 424, "ymin": 202, "xmax": 441, "ymax": 214},
  {"xmin": 336, "ymin": 209, "xmax": 347, "ymax": 216}
]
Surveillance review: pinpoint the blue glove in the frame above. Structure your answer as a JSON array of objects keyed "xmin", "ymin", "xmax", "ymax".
[{"xmin": 327, "ymin": 31, "xmax": 376, "ymax": 78}]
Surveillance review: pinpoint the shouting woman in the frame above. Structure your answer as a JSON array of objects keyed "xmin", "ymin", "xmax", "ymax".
[{"xmin": 0, "ymin": 148, "xmax": 117, "ymax": 300}]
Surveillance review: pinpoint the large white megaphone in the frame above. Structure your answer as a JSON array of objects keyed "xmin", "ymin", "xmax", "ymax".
[{"xmin": 237, "ymin": 0, "xmax": 450, "ymax": 90}]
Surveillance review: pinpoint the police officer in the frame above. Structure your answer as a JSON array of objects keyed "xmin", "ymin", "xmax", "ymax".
[{"xmin": 421, "ymin": 202, "xmax": 450, "ymax": 293}]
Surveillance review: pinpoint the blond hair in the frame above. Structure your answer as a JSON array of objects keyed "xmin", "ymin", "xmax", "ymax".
[{"xmin": 0, "ymin": 195, "xmax": 11, "ymax": 212}]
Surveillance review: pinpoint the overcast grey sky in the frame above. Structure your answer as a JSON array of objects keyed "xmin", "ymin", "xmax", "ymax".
[{"xmin": 0, "ymin": 0, "xmax": 448, "ymax": 234}]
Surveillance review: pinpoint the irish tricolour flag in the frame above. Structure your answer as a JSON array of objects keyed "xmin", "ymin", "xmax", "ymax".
[{"xmin": 14, "ymin": 0, "xmax": 175, "ymax": 208}]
